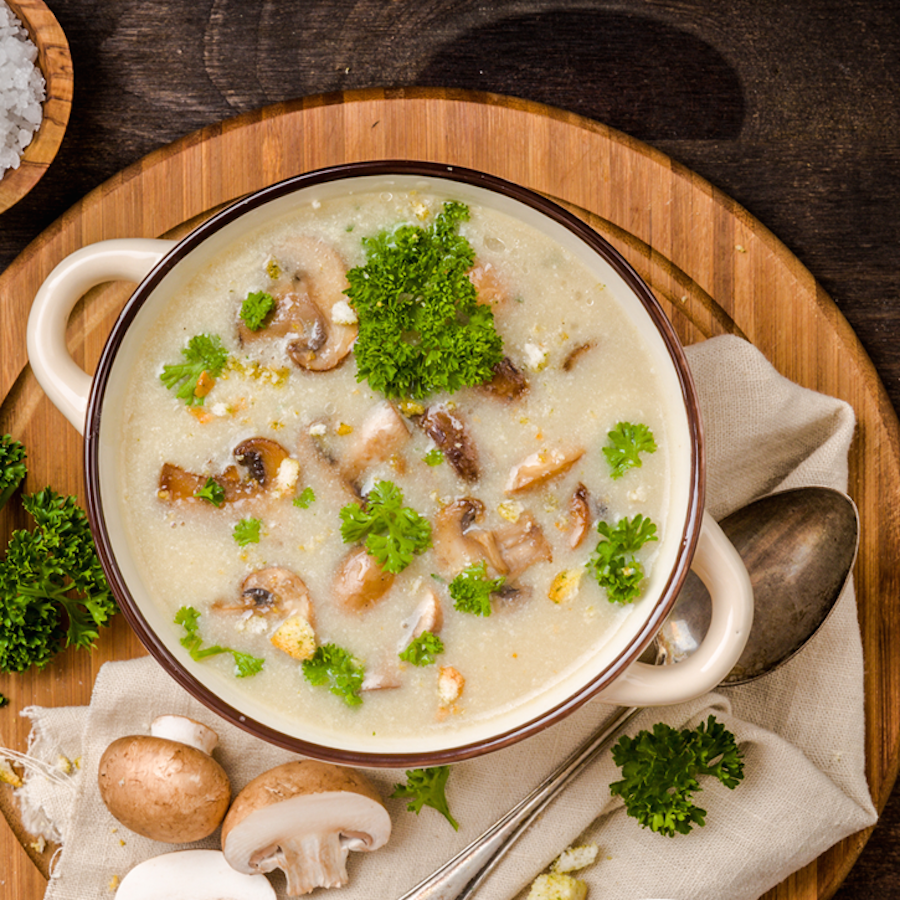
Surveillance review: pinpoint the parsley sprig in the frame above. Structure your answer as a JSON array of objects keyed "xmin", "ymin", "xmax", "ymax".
[
  {"xmin": 587, "ymin": 515, "xmax": 658, "ymax": 604},
  {"xmin": 302, "ymin": 643, "xmax": 366, "ymax": 707},
  {"xmin": 340, "ymin": 480, "xmax": 431, "ymax": 574},
  {"xmin": 345, "ymin": 201, "xmax": 504, "ymax": 400},
  {"xmin": 0, "ymin": 489, "xmax": 115, "ymax": 673},
  {"xmin": 603, "ymin": 422, "xmax": 657, "ymax": 479},
  {"xmin": 174, "ymin": 606, "xmax": 264, "ymax": 677},
  {"xmin": 0, "ymin": 435, "xmax": 26, "ymax": 510},
  {"xmin": 610, "ymin": 715, "xmax": 744, "ymax": 837},
  {"xmin": 232, "ymin": 518, "xmax": 261, "ymax": 546},
  {"xmin": 391, "ymin": 766, "xmax": 459, "ymax": 830},
  {"xmin": 159, "ymin": 333, "xmax": 229, "ymax": 407},
  {"xmin": 449, "ymin": 560, "xmax": 506, "ymax": 616},
  {"xmin": 399, "ymin": 630, "xmax": 444, "ymax": 666}
]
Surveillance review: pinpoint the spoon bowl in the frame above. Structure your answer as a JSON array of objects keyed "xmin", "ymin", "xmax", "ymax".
[{"xmin": 654, "ymin": 486, "xmax": 859, "ymax": 683}]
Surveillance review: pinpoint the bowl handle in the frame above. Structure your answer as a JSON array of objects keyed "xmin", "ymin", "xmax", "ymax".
[
  {"xmin": 597, "ymin": 512, "xmax": 754, "ymax": 706},
  {"xmin": 27, "ymin": 238, "xmax": 174, "ymax": 435}
]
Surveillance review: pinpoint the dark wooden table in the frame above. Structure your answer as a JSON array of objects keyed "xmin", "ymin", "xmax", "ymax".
[{"xmin": 1, "ymin": 1, "xmax": 898, "ymax": 896}]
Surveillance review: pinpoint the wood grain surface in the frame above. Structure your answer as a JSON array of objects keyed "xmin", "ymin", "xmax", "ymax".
[
  {"xmin": 0, "ymin": 89, "xmax": 897, "ymax": 900},
  {"xmin": 0, "ymin": 0, "xmax": 73, "ymax": 215}
]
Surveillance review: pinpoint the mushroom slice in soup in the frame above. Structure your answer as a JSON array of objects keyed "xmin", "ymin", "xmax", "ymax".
[
  {"xmin": 494, "ymin": 511, "xmax": 553, "ymax": 581},
  {"xmin": 505, "ymin": 444, "xmax": 585, "ymax": 494},
  {"xmin": 277, "ymin": 236, "xmax": 357, "ymax": 371},
  {"xmin": 568, "ymin": 482, "xmax": 593, "ymax": 549},
  {"xmin": 432, "ymin": 498, "xmax": 508, "ymax": 578},
  {"xmin": 398, "ymin": 587, "xmax": 443, "ymax": 653},
  {"xmin": 416, "ymin": 406, "xmax": 480, "ymax": 482},
  {"xmin": 214, "ymin": 567, "xmax": 313, "ymax": 621},
  {"xmin": 158, "ymin": 438, "xmax": 295, "ymax": 505},
  {"xmin": 332, "ymin": 546, "xmax": 396, "ymax": 613},
  {"xmin": 237, "ymin": 280, "xmax": 326, "ymax": 349},
  {"xmin": 479, "ymin": 356, "xmax": 529, "ymax": 402},
  {"xmin": 562, "ymin": 340, "xmax": 597, "ymax": 372},
  {"xmin": 469, "ymin": 260, "xmax": 509, "ymax": 310},
  {"xmin": 341, "ymin": 401, "xmax": 411, "ymax": 487}
]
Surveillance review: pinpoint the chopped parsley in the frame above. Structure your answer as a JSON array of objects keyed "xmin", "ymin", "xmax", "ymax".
[
  {"xmin": 302, "ymin": 643, "xmax": 365, "ymax": 707},
  {"xmin": 610, "ymin": 715, "xmax": 744, "ymax": 836},
  {"xmin": 399, "ymin": 631, "xmax": 444, "ymax": 666},
  {"xmin": 603, "ymin": 422, "xmax": 657, "ymax": 479},
  {"xmin": 240, "ymin": 290, "xmax": 276, "ymax": 331},
  {"xmin": 587, "ymin": 515, "xmax": 658, "ymax": 604},
  {"xmin": 423, "ymin": 449, "xmax": 444, "ymax": 467},
  {"xmin": 449, "ymin": 560, "xmax": 506, "ymax": 617},
  {"xmin": 159, "ymin": 333, "xmax": 229, "ymax": 407},
  {"xmin": 195, "ymin": 478, "xmax": 226, "ymax": 507},
  {"xmin": 391, "ymin": 765, "xmax": 459, "ymax": 830},
  {"xmin": 232, "ymin": 518, "xmax": 261, "ymax": 546},
  {"xmin": 339, "ymin": 480, "xmax": 431, "ymax": 574},
  {"xmin": 345, "ymin": 201, "xmax": 504, "ymax": 400},
  {"xmin": 293, "ymin": 487, "xmax": 316, "ymax": 509},
  {"xmin": 174, "ymin": 606, "xmax": 264, "ymax": 677}
]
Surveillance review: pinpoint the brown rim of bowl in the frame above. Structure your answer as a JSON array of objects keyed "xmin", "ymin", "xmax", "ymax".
[{"xmin": 84, "ymin": 160, "xmax": 705, "ymax": 767}]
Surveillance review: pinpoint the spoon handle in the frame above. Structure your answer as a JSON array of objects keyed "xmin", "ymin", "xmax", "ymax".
[{"xmin": 396, "ymin": 706, "xmax": 641, "ymax": 900}]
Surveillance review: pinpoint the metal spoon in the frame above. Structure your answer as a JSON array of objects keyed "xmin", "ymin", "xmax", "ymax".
[{"xmin": 396, "ymin": 486, "xmax": 859, "ymax": 900}]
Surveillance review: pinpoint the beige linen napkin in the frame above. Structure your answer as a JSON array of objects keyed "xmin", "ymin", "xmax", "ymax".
[{"xmin": 11, "ymin": 335, "xmax": 877, "ymax": 900}]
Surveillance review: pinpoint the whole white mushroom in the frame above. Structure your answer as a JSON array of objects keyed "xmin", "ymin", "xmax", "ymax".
[{"xmin": 98, "ymin": 715, "xmax": 231, "ymax": 843}]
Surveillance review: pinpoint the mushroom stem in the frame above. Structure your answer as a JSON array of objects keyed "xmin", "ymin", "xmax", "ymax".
[
  {"xmin": 149, "ymin": 715, "xmax": 218, "ymax": 755},
  {"xmin": 279, "ymin": 831, "xmax": 350, "ymax": 895}
]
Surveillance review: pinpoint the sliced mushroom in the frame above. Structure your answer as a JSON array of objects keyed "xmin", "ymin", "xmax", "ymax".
[
  {"xmin": 416, "ymin": 406, "xmax": 480, "ymax": 482},
  {"xmin": 360, "ymin": 664, "xmax": 402, "ymax": 692},
  {"xmin": 469, "ymin": 261, "xmax": 509, "ymax": 309},
  {"xmin": 221, "ymin": 760, "xmax": 391, "ymax": 897},
  {"xmin": 214, "ymin": 567, "xmax": 313, "ymax": 619},
  {"xmin": 115, "ymin": 849, "xmax": 276, "ymax": 900},
  {"xmin": 332, "ymin": 546, "xmax": 395, "ymax": 613},
  {"xmin": 158, "ymin": 438, "xmax": 294, "ymax": 504},
  {"xmin": 479, "ymin": 356, "xmax": 528, "ymax": 402},
  {"xmin": 494, "ymin": 512, "xmax": 553, "ymax": 581},
  {"xmin": 98, "ymin": 715, "xmax": 231, "ymax": 843},
  {"xmin": 568, "ymin": 482, "xmax": 592, "ymax": 549},
  {"xmin": 341, "ymin": 401, "xmax": 411, "ymax": 487},
  {"xmin": 506, "ymin": 444, "xmax": 585, "ymax": 494},
  {"xmin": 237, "ymin": 281, "xmax": 327, "ymax": 350},
  {"xmin": 432, "ymin": 498, "xmax": 507, "ymax": 577},
  {"xmin": 562, "ymin": 340, "xmax": 597, "ymax": 372},
  {"xmin": 398, "ymin": 587, "xmax": 443, "ymax": 653},
  {"xmin": 280, "ymin": 236, "xmax": 357, "ymax": 371}
]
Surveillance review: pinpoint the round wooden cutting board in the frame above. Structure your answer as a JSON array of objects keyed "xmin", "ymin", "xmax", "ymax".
[{"xmin": 1, "ymin": 88, "xmax": 899, "ymax": 899}]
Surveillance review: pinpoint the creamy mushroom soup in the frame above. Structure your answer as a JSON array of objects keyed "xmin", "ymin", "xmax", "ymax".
[{"xmin": 118, "ymin": 188, "xmax": 674, "ymax": 743}]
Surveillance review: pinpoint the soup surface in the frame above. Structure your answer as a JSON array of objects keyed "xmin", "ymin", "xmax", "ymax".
[{"xmin": 118, "ymin": 188, "xmax": 673, "ymax": 743}]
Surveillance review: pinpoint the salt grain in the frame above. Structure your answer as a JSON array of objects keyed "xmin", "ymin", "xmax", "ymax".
[{"xmin": 0, "ymin": 0, "xmax": 46, "ymax": 178}]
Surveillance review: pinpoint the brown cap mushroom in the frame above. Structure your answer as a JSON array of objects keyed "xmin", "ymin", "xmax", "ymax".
[
  {"xmin": 221, "ymin": 760, "xmax": 391, "ymax": 896},
  {"xmin": 98, "ymin": 715, "xmax": 231, "ymax": 843}
]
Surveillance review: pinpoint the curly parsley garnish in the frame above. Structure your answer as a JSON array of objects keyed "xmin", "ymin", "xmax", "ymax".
[
  {"xmin": 0, "ymin": 489, "xmax": 115, "ymax": 673},
  {"xmin": 302, "ymin": 643, "xmax": 366, "ymax": 707},
  {"xmin": 0, "ymin": 434, "xmax": 26, "ymax": 510},
  {"xmin": 174, "ymin": 606, "xmax": 264, "ymax": 677},
  {"xmin": 240, "ymin": 290, "xmax": 276, "ymax": 331},
  {"xmin": 391, "ymin": 765, "xmax": 459, "ymax": 830},
  {"xmin": 603, "ymin": 422, "xmax": 657, "ymax": 479},
  {"xmin": 587, "ymin": 514, "xmax": 658, "ymax": 604},
  {"xmin": 339, "ymin": 480, "xmax": 431, "ymax": 574},
  {"xmin": 449, "ymin": 560, "xmax": 506, "ymax": 617},
  {"xmin": 345, "ymin": 201, "xmax": 504, "ymax": 400},
  {"xmin": 232, "ymin": 518, "xmax": 261, "ymax": 546},
  {"xmin": 399, "ymin": 631, "xmax": 444, "ymax": 666},
  {"xmin": 159, "ymin": 333, "xmax": 229, "ymax": 407},
  {"xmin": 195, "ymin": 477, "xmax": 226, "ymax": 507},
  {"xmin": 610, "ymin": 715, "xmax": 744, "ymax": 837}
]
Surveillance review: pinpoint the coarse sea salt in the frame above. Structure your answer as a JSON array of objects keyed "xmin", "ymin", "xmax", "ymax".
[{"xmin": 0, "ymin": 0, "xmax": 46, "ymax": 179}]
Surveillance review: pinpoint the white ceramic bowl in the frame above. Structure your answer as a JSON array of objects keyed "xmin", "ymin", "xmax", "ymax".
[{"xmin": 27, "ymin": 162, "xmax": 752, "ymax": 765}]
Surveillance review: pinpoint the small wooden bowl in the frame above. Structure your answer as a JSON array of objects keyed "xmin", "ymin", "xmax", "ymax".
[{"xmin": 0, "ymin": 0, "xmax": 72, "ymax": 215}]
